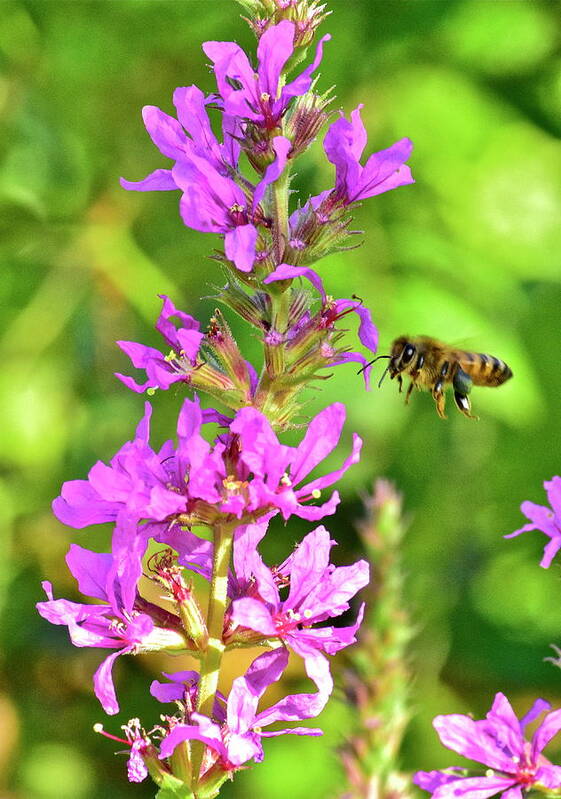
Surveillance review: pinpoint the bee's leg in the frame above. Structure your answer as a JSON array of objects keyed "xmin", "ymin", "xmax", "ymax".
[
  {"xmin": 432, "ymin": 361, "xmax": 450, "ymax": 419},
  {"xmin": 409, "ymin": 352, "xmax": 425, "ymax": 382},
  {"xmin": 433, "ymin": 389, "xmax": 446, "ymax": 419},
  {"xmin": 452, "ymin": 368, "xmax": 478, "ymax": 419},
  {"xmin": 405, "ymin": 381, "xmax": 415, "ymax": 404},
  {"xmin": 397, "ymin": 374, "xmax": 403, "ymax": 393},
  {"xmin": 453, "ymin": 391, "xmax": 478, "ymax": 420}
]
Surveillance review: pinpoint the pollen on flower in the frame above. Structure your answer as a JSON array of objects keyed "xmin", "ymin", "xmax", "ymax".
[
  {"xmin": 485, "ymin": 770, "xmax": 495, "ymax": 777},
  {"xmin": 311, "ymin": 489, "xmax": 321, "ymax": 499},
  {"xmin": 303, "ymin": 609, "xmax": 313, "ymax": 619},
  {"xmin": 280, "ymin": 473, "xmax": 292, "ymax": 487},
  {"xmin": 223, "ymin": 475, "xmax": 247, "ymax": 494},
  {"xmin": 164, "ymin": 350, "xmax": 177, "ymax": 363},
  {"xmin": 93, "ymin": 723, "xmax": 104, "ymax": 734}
]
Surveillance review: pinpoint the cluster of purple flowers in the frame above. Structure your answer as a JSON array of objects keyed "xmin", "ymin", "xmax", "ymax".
[{"xmin": 39, "ymin": 2, "xmax": 415, "ymax": 792}]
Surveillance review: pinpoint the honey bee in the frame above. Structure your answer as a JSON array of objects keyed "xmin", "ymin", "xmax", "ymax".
[{"xmin": 363, "ymin": 336, "xmax": 513, "ymax": 419}]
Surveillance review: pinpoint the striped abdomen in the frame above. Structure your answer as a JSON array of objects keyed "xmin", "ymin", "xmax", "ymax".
[{"xmin": 456, "ymin": 351, "xmax": 513, "ymax": 387}]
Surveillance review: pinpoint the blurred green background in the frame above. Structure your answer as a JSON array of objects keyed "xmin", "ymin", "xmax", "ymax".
[{"xmin": 2, "ymin": 0, "xmax": 561, "ymax": 796}]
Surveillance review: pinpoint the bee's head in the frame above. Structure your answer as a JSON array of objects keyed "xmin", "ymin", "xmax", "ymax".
[
  {"xmin": 389, "ymin": 337, "xmax": 417, "ymax": 377},
  {"xmin": 357, "ymin": 337, "xmax": 418, "ymax": 387}
]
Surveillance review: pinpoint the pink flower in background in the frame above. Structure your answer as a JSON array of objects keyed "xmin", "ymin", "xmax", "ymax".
[
  {"xmin": 414, "ymin": 693, "xmax": 561, "ymax": 799},
  {"xmin": 505, "ymin": 476, "xmax": 561, "ymax": 568}
]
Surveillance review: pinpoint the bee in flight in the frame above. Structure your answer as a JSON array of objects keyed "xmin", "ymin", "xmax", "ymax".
[{"xmin": 362, "ymin": 336, "xmax": 513, "ymax": 419}]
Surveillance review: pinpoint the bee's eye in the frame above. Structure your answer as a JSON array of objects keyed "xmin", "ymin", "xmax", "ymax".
[{"xmin": 401, "ymin": 345, "xmax": 415, "ymax": 365}]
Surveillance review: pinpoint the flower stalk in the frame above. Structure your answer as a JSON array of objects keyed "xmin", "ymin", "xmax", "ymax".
[
  {"xmin": 339, "ymin": 480, "xmax": 414, "ymax": 799},
  {"xmin": 38, "ymin": 0, "xmax": 418, "ymax": 793}
]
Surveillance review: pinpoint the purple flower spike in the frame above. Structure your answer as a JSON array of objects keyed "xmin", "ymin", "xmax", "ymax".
[
  {"xmin": 116, "ymin": 295, "xmax": 204, "ymax": 393},
  {"xmin": 323, "ymin": 104, "xmax": 414, "ymax": 205},
  {"xmin": 36, "ymin": 544, "xmax": 154, "ymax": 715},
  {"xmin": 505, "ymin": 476, "xmax": 561, "ymax": 568},
  {"xmin": 230, "ymin": 525, "xmax": 368, "ymax": 683},
  {"xmin": 204, "ymin": 21, "xmax": 330, "ymax": 130},
  {"xmin": 414, "ymin": 693, "xmax": 561, "ymax": 799},
  {"xmin": 159, "ymin": 648, "xmax": 324, "ymax": 770}
]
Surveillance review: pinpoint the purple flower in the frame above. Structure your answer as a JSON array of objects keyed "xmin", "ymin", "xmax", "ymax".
[
  {"xmin": 505, "ymin": 476, "xmax": 561, "ymax": 568},
  {"xmin": 116, "ymin": 295, "xmax": 204, "ymax": 393},
  {"xmin": 171, "ymin": 134, "xmax": 290, "ymax": 272},
  {"xmin": 322, "ymin": 104, "xmax": 414, "ymax": 205},
  {"xmin": 229, "ymin": 401, "xmax": 362, "ymax": 521},
  {"xmin": 158, "ymin": 648, "xmax": 325, "ymax": 770},
  {"xmin": 228, "ymin": 525, "xmax": 368, "ymax": 693},
  {"xmin": 204, "ymin": 20, "xmax": 330, "ymax": 130},
  {"xmin": 53, "ymin": 398, "xmax": 361, "ymax": 533},
  {"xmin": 120, "ymin": 85, "xmax": 239, "ymax": 191},
  {"xmin": 120, "ymin": 81, "xmax": 291, "ymax": 272},
  {"xmin": 414, "ymin": 693, "xmax": 561, "ymax": 799},
  {"xmin": 37, "ymin": 544, "xmax": 157, "ymax": 715}
]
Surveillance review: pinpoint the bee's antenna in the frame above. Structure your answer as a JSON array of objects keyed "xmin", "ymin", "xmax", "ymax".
[{"xmin": 357, "ymin": 355, "xmax": 391, "ymax": 376}]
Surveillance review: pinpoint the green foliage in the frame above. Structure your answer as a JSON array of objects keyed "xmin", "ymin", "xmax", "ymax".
[{"xmin": 2, "ymin": 0, "xmax": 561, "ymax": 797}]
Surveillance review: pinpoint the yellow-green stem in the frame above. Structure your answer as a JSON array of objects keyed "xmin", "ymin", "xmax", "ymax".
[
  {"xmin": 191, "ymin": 520, "xmax": 236, "ymax": 793},
  {"xmin": 271, "ymin": 166, "xmax": 290, "ymax": 267}
]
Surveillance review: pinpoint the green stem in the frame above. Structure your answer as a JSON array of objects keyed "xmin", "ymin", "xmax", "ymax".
[
  {"xmin": 271, "ymin": 166, "xmax": 290, "ymax": 267},
  {"xmin": 191, "ymin": 520, "xmax": 235, "ymax": 792}
]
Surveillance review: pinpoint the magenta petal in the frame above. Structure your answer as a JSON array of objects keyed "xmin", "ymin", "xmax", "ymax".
[
  {"xmin": 230, "ymin": 597, "xmax": 277, "ymax": 637},
  {"xmin": 335, "ymin": 299, "xmax": 378, "ymax": 355},
  {"xmin": 264, "ymin": 263, "xmax": 326, "ymax": 302},
  {"xmin": 159, "ymin": 722, "xmax": 225, "ymax": 760},
  {"xmin": 414, "ymin": 771, "xmax": 466, "ymax": 792},
  {"xmin": 354, "ymin": 137, "xmax": 414, "ymax": 202},
  {"xmin": 65, "ymin": 545, "xmax": 112, "ymax": 601},
  {"xmin": 519, "ymin": 698, "xmax": 551, "ymax": 732},
  {"xmin": 285, "ymin": 527, "xmax": 332, "ymax": 607},
  {"xmin": 245, "ymin": 648, "xmax": 289, "ymax": 697},
  {"xmin": 433, "ymin": 714, "xmax": 514, "ymax": 772},
  {"xmin": 300, "ymin": 432, "xmax": 362, "ymax": 495},
  {"xmin": 256, "ymin": 21, "xmax": 295, "ymax": 99},
  {"xmin": 281, "ymin": 33, "xmax": 331, "ymax": 104},
  {"xmin": 52, "ymin": 480, "xmax": 117, "ymax": 528},
  {"xmin": 172, "ymin": 85, "xmax": 219, "ymax": 160},
  {"xmin": 233, "ymin": 517, "xmax": 271, "ymax": 581},
  {"xmin": 545, "ymin": 476, "xmax": 561, "ymax": 516},
  {"xmin": 141, "ymin": 105, "xmax": 190, "ymax": 160},
  {"xmin": 541, "ymin": 538, "xmax": 561, "ymax": 568},
  {"xmin": 224, "ymin": 225, "xmax": 257, "ymax": 272},
  {"xmin": 120, "ymin": 169, "xmax": 177, "ymax": 192},
  {"xmin": 534, "ymin": 765, "xmax": 561, "ymax": 790},
  {"xmin": 432, "ymin": 776, "xmax": 517, "ymax": 799},
  {"xmin": 259, "ymin": 649, "xmax": 332, "ymax": 725},
  {"xmin": 532, "ymin": 708, "xmax": 561, "ymax": 756},
  {"xmin": 290, "ymin": 403, "xmax": 346, "ymax": 484},
  {"xmin": 93, "ymin": 649, "xmax": 124, "ymax": 715}
]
